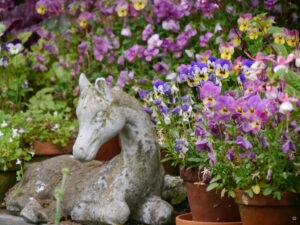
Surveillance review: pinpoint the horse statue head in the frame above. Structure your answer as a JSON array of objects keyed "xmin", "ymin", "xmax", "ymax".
[{"xmin": 73, "ymin": 73, "xmax": 125, "ymax": 162}]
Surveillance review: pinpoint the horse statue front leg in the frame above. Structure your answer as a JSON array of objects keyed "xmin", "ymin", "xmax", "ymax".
[
  {"xmin": 71, "ymin": 196, "xmax": 130, "ymax": 225},
  {"xmin": 132, "ymin": 195, "xmax": 173, "ymax": 225}
]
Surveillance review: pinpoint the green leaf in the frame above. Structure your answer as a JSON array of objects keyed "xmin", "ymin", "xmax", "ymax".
[
  {"xmin": 273, "ymin": 191, "xmax": 282, "ymax": 200},
  {"xmin": 285, "ymin": 70, "xmax": 300, "ymax": 97},
  {"xmin": 17, "ymin": 32, "xmax": 32, "ymax": 43},
  {"xmin": 187, "ymin": 157, "xmax": 201, "ymax": 162},
  {"xmin": 210, "ymin": 175, "xmax": 221, "ymax": 183},
  {"xmin": 263, "ymin": 187, "xmax": 273, "ymax": 196},
  {"xmin": 246, "ymin": 189, "xmax": 254, "ymax": 198},
  {"xmin": 206, "ymin": 182, "xmax": 218, "ymax": 192},
  {"xmin": 221, "ymin": 188, "xmax": 227, "ymax": 198},
  {"xmin": 275, "ymin": 68, "xmax": 287, "ymax": 79},
  {"xmin": 274, "ymin": 43, "xmax": 288, "ymax": 57},
  {"xmin": 228, "ymin": 190, "xmax": 236, "ymax": 198},
  {"xmin": 267, "ymin": 26, "xmax": 284, "ymax": 34}
]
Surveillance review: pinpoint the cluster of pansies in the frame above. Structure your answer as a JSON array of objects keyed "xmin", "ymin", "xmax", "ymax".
[{"xmin": 139, "ymin": 49, "xmax": 300, "ymax": 196}]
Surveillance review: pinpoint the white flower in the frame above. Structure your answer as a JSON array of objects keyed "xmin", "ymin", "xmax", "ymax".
[
  {"xmin": 273, "ymin": 64, "xmax": 288, "ymax": 74},
  {"xmin": 279, "ymin": 101, "xmax": 293, "ymax": 114},
  {"xmin": 53, "ymin": 111, "xmax": 58, "ymax": 116},
  {"xmin": 0, "ymin": 57, "xmax": 9, "ymax": 67},
  {"xmin": 166, "ymin": 73, "xmax": 177, "ymax": 80},
  {"xmin": 9, "ymin": 138, "xmax": 13, "ymax": 142},
  {"xmin": 121, "ymin": 27, "xmax": 132, "ymax": 37},
  {"xmin": 7, "ymin": 42, "xmax": 22, "ymax": 54},
  {"xmin": 12, "ymin": 128, "xmax": 19, "ymax": 138},
  {"xmin": 52, "ymin": 123, "xmax": 60, "ymax": 130},
  {"xmin": 16, "ymin": 159, "xmax": 22, "ymax": 165},
  {"xmin": 185, "ymin": 49, "xmax": 194, "ymax": 58},
  {"xmin": 0, "ymin": 130, "xmax": 3, "ymax": 136},
  {"xmin": 296, "ymin": 58, "xmax": 300, "ymax": 68},
  {"xmin": 28, "ymin": 151, "xmax": 35, "ymax": 157},
  {"xmin": 214, "ymin": 23, "xmax": 222, "ymax": 33},
  {"xmin": 1, "ymin": 120, "xmax": 8, "ymax": 128},
  {"xmin": 147, "ymin": 34, "xmax": 162, "ymax": 50},
  {"xmin": 164, "ymin": 115, "xmax": 171, "ymax": 125}
]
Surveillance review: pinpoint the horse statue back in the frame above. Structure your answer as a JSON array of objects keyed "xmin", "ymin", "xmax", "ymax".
[{"xmin": 5, "ymin": 74, "xmax": 173, "ymax": 225}]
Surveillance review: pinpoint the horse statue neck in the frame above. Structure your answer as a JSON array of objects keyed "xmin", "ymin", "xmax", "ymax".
[{"xmin": 111, "ymin": 89, "xmax": 158, "ymax": 160}]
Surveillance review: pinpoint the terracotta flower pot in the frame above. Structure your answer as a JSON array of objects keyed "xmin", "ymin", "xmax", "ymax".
[
  {"xmin": 235, "ymin": 190, "xmax": 300, "ymax": 225},
  {"xmin": 180, "ymin": 168, "xmax": 241, "ymax": 222},
  {"xmin": 94, "ymin": 135, "xmax": 122, "ymax": 161},
  {"xmin": 33, "ymin": 140, "xmax": 74, "ymax": 155},
  {"xmin": 160, "ymin": 148, "xmax": 179, "ymax": 176},
  {"xmin": 176, "ymin": 213, "xmax": 242, "ymax": 225}
]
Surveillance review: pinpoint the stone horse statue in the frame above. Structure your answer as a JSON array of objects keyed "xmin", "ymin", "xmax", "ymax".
[{"xmin": 5, "ymin": 74, "xmax": 173, "ymax": 225}]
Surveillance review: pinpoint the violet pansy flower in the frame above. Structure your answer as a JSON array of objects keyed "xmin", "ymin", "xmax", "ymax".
[
  {"xmin": 196, "ymin": 139, "xmax": 214, "ymax": 152},
  {"xmin": 235, "ymin": 136, "xmax": 253, "ymax": 149},
  {"xmin": 200, "ymin": 81, "xmax": 221, "ymax": 108}
]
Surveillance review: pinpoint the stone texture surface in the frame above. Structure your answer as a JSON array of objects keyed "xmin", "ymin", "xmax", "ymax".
[
  {"xmin": 162, "ymin": 175, "xmax": 187, "ymax": 205},
  {"xmin": 5, "ymin": 74, "xmax": 173, "ymax": 225}
]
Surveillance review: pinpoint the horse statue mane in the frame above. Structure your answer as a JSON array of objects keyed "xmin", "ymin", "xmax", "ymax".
[{"xmin": 5, "ymin": 74, "xmax": 173, "ymax": 225}]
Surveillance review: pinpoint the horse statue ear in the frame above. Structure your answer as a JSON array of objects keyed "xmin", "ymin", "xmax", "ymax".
[
  {"xmin": 79, "ymin": 73, "xmax": 91, "ymax": 92},
  {"xmin": 95, "ymin": 78, "xmax": 112, "ymax": 102}
]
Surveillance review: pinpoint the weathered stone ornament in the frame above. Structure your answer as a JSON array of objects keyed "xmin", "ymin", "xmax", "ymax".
[{"xmin": 5, "ymin": 73, "xmax": 173, "ymax": 225}]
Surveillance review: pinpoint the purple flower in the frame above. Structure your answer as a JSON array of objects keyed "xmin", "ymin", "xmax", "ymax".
[
  {"xmin": 195, "ymin": 125, "xmax": 211, "ymax": 137},
  {"xmin": 144, "ymin": 107, "xmax": 153, "ymax": 116},
  {"xmin": 227, "ymin": 150, "xmax": 234, "ymax": 161},
  {"xmin": 259, "ymin": 135, "xmax": 269, "ymax": 149},
  {"xmin": 93, "ymin": 35, "xmax": 112, "ymax": 62},
  {"xmin": 22, "ymin": 81, "xmax": 28, "ymax": 89},
  {"xmin": 208, "ymin": 122, "xmax": 225, "ymax": 139},
  {"xmin": 215, "ymin": 95, "xmax": 235, "ymax": 120},
  {"xmin": 162, "ymin": 18, "xmax": 180, "ymax": 32},
  {"xmin": 208, "ymin": 152, "xmax": 217, "ymax": 165},
  {"xmin": 207, "ymin": 56, "xmax": 217, "ymax": 72},
  {"xmin": 171, "ymin": 107, "xmax": 181, "ymax": 116},
  {"xmin": 182, "ymin": 104, "xmax": 190, "ymax": 112},
  {"xmin": 42, "ymin": 43, "xmax": 58, "ymax": 55},
  {"xmin": 144, "ymin": 48, "xmax": 159, "ymax": 61},
  {"xmin": 264, "ymin": 0, "xmax": 278, "ymax": 10},
  {"xmin": 161, "ymin": 38, "xmax": 172, "ymax": 52},
  {"xmin": 125, "ymin": 45, "xmax": 144, "ymax": 62},
  {"xmin": 139, "ymin": 90, "xmax": 151, "ymax": 102},
  {"xmin": 117, "ymin": 55, "xmax": 125, "ymax": 65},
  {"xmin": 35, "ymin": 54, "xmax": 45, "ymax": 64},
  {"xmin": 191, "ymin": 62, "xmax": 209, "ymax": 82},
  {"xmin": 153, "ymin": 99, "xmax": 161, "ymax": 106},
  {"xmin": 282, "ymin": 140, "xmax": 296, "ymax": 153},
  {"xmin": 78, "ymin": 12, "xmax": 92, "ymax": 28},
  {"xmin": 153, "ymin": 62, "xmax": 169, "ymax": 75},
  {"xmin": 142, "ymin": 24, "xmax": 153, "ymax": 41},
  {"xmin": 196, "ymin": 139, "xmax": 214, "ymax": 152},
  {"xmin": 199, "ymin": 32, "xmax": 213, "ymax": 47},
  {"xmin": 242, "ymin": 59, "xmax": 255, "ymax": 74},
  {"xmin": 160, "ymin": 106, "xmax": 169, "ymax": 114},
  {"xmin": 78, "ymin": 42, "xmax": 89, "ymax": 56},
  {"xmin": 174, "ymin": 145, "xmax": 182, "ymax": 151},
  {"xmin": 235, "ymin": 136, "xmax": 253, "ymax": 149},
  {"xmin": 200, "ymin": 81, "xmax": 221, "ymax": 107},
  {"xmin": 246, "ymin": 151, "xmax": 256, "ymax": 160},
  {"xmin": 239, "ymin": 153, "xmax": 245, "ymax": 158},
  {"xmin": 116, "ymin": 70, "xmax": 134, "ymax": 88}
]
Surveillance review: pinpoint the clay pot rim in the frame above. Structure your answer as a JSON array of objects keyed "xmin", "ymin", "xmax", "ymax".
[
  {"xmin": 235, "ymin": 189, "xmax": 300, "ymax": 206},
  {"xmin": 176, "ymin": 213, "xmax": 243, "ymax": 225}
]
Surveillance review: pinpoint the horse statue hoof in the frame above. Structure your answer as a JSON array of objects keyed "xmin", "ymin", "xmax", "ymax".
[{"xmin": 5, "ymin": 73, "xmax": 173, "ymax": 225}]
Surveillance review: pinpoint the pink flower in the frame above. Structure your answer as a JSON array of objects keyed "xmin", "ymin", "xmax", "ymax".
[
  {"xmin": 273, "ymin": 53, "xmax": 294, "ymax": 73},
  {"xmin": 199, "ymin": 32, "xmax": 213, "ymax": 47},
  {"xmin": 142, "ymin": 24, "xmax": 153, "ymax": 41},
  {"xmin": 144, "ymin": 48, "xmax": 159, "ymax": 61}
]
